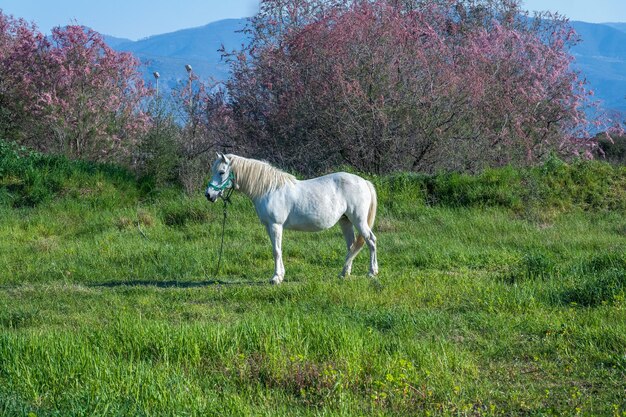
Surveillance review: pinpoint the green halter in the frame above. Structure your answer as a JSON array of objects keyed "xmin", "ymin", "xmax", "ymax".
[{"xmin": 207, "ymin": 171, "xmax": 235, "ymax": 192}]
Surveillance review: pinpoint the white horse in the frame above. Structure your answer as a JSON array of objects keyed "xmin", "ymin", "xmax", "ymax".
[{"xmin": 205, "ymin": 153, "xmax": 378, "ymax": 284}]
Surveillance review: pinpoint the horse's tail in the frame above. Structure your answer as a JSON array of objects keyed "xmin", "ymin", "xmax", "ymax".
[
  {"xmin": 354, "ymin": 180, "xmax": 377, "ymax": 248},
  {"xmin": 366, "ymin": 180, "xmax": 377, "ymax": 230}
]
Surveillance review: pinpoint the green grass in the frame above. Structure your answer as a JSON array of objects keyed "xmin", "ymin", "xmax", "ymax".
[{"xmin": 1, "ymin": 144, "xmax": 626, "ymax": 416}]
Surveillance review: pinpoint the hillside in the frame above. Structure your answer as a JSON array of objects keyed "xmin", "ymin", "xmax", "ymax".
[{"xmin": 2, "ymin": 142, "xmax": 626, "ymax": 415}]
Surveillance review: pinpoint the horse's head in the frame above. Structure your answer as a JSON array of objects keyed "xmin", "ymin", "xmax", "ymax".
[{"xmin": 205, "ymin": 152, "xmax": 236, "ymax": 202}]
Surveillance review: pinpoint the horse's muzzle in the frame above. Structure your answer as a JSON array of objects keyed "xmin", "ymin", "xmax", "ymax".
[{"xmin": 205, "ymin": 192, "xmax": 217, "ymax": 203}]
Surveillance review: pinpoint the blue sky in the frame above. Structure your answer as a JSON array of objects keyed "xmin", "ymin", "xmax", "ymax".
[
  {"xmin": 0, "ymin": 0, "xmax": 624, "ymax": 40},
  {"xmin": 0, "ymin": 0, "xmax": 259, "ymax": 40},
  {"xmin": 523, "ymin": 0, "xmax": 626, "ymax": 23}
]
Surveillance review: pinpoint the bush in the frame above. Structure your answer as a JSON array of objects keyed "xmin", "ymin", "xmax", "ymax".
[
  {"xmin": 423, "ymin": 166, "xmax": 523, "ymax": 209},
  {"xmin": 368, "ymin": 157, "xmax": 626, "ymax": 214},
  {"xmin": 4, "ymin": 138, "xmax": 626, "ymax": 215},
  {"xmin": 525, "ymin": 157, "xmax": 626, "ymax": 211},
  {"xmin": 501, "ymin": 251, "xmax": 559, "ymax": 283},
  {"xmin": 224, "ymin": 0, "xmax": 618, "ymax": 175},
  {"xmin": 597, "ymin": 135, "xmax": 626, "ymax": 165},
  {"xmin": 134, "ymin": 99, "xmax": 183, "ymax": 189},
  {"xmin": 0, "ymin": 140, "xmax": 139, "ymax": 208},
  {"xmin": 160, "ymin": 198, "xmax": 214, "ymax": 226},
  {"xmin": 0, "ymin": 14, "xmax": 150, "ymax": 162},
  {"xmin": 561, "ymin": 269, "xmax": 626, "ymax": 307}
]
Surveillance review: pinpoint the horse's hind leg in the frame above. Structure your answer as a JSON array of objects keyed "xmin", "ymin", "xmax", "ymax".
[
  {"xmin": 340, "ymin": 217, "xmax": 366, "ymax": 277},
  {"xmin": 339, "ymin": 217, "xmax": 356, "ymax": 277},
  {"xmin": 354, "ymin": 221, "xmax": 378, "ymax": 277}
]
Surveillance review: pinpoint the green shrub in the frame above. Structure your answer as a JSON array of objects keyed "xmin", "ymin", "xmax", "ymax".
[
  {"xmin": 500, "ymin": 251, "xmax": 559, "ymax": 283},
  {"xmin": 3, "ymin": 139, "xmax": 626, "ymax": 214},
  {"xmin": 561, "ymin": 269, "xmax": 626, "ymax": 307},
  {"xmin": 372, "ymin": 172, "xmax": 427, "ymax": 215},
  {"xmin": 524, "ymin": 157, "xmax": 626, "ymax": 212},
  {"xmin": 135, "ymin": 108, "xmax": 181, "ymax": 188},
  {"xmin": 0, "ymin": 139, "xmax": 140, "ymax": 208},
  {"xmin": 597, "ymin": 134, "xmax": 626, "ymax": 165},
  {"xmin": 413, "ymin": 157, "xmax": 626, "ymax": 213},
  {"xmin": 423, "ymin": 166, "xmax": 523, "ymax": 208},
  {"xmin": 160, "ymin": 198, "xmax": 214, "ymax": 226},
  {"xmin": 372, "ymin": 156, "xmax": 626, "ymax": 214}
]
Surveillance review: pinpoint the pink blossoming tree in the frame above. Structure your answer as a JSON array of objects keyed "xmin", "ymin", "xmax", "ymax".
[
  {"xmin": 0, "ymin": 11, "xmax": 150, "ymax": 162},
  {"xmin": 224, "ymin": 0, "xmax": 622, "ymax": 174}
]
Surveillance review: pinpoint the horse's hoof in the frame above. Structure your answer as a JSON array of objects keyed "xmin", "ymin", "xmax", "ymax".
[{"xmin": 270, "ymin": 276, "xmax": 283, "ymax": 285}]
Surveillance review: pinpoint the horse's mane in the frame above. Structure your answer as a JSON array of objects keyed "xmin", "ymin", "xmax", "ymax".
[{"xmin": 228, "ymin": 154, "xmax": 296, "ymax": 199}]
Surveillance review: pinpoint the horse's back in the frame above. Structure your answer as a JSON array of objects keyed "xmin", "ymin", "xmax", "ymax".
[
  {"xmin": 303, "ymin": 171, "xmax": 369, "ymax": 190},
  {"xmin": 274, "ymin": 172, "xmax": 373, "ymax": 231},
  {"xmin": 299, "ymin": 172, "xmax": 373, "ymax": 215}
]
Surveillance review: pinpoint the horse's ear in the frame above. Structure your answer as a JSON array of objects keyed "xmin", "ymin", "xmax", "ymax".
[{"xmin": 216, "ymin": 152, "xmax": 230, "ymax": 164}]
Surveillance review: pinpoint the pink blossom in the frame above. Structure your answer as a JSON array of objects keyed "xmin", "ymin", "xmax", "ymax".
[{"xmin": 0, "ymin": 13, "xmax": 151, "ymax": 162}]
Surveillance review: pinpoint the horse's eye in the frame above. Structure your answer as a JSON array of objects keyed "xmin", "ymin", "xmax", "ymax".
[{"xmin": 218, "ymin": 171, "xmax": 225, "ymax": 176}]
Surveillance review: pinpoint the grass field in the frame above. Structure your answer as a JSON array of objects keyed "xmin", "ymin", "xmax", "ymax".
[{"xmin": 1, "ymin": 144, "xmax": 626, "ymax": 416}]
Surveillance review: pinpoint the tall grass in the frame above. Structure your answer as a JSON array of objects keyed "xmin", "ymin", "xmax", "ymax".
[{"xmin": 1, "ymin": 141, "xmax": 626, "ymax": 415}]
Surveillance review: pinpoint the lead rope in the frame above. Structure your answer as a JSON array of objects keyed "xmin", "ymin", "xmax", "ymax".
[{"xmin": 215, "ymin": 186, "xmax": 234, "ymax": 276}]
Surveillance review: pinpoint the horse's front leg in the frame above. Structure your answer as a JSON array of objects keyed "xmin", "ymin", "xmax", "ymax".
[{"xmin": 266, "ymin": 223, "xmax": 285, "ymax": 284}]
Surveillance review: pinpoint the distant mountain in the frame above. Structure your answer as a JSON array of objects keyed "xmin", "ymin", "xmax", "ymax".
[
  {"xmin": 604, "ymin": 22, "xmax": 626, "ymax": 34},
  {"xmin": 570, "ymin": 21, "xmax": 626, "ymax": 114},
  {"xmin": 102, "ymin": 34, "xmax": 133, "ymax": 48},
  {"xmin": 104, "ymin": 18, "xmax": 626, "ymax": 115},
  {"xmin": 110, "ymin": 18, "xmax": 249, "ymax": 90}
]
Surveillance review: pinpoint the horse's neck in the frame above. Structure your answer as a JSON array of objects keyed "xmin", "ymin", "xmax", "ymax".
[
  {"xmin": 231, "ymin": 156, "xmax": 295, "ymax": 200},
  {"xmin": 234, "ymin": 173, "xmax": 260, "ymax": 201}
]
